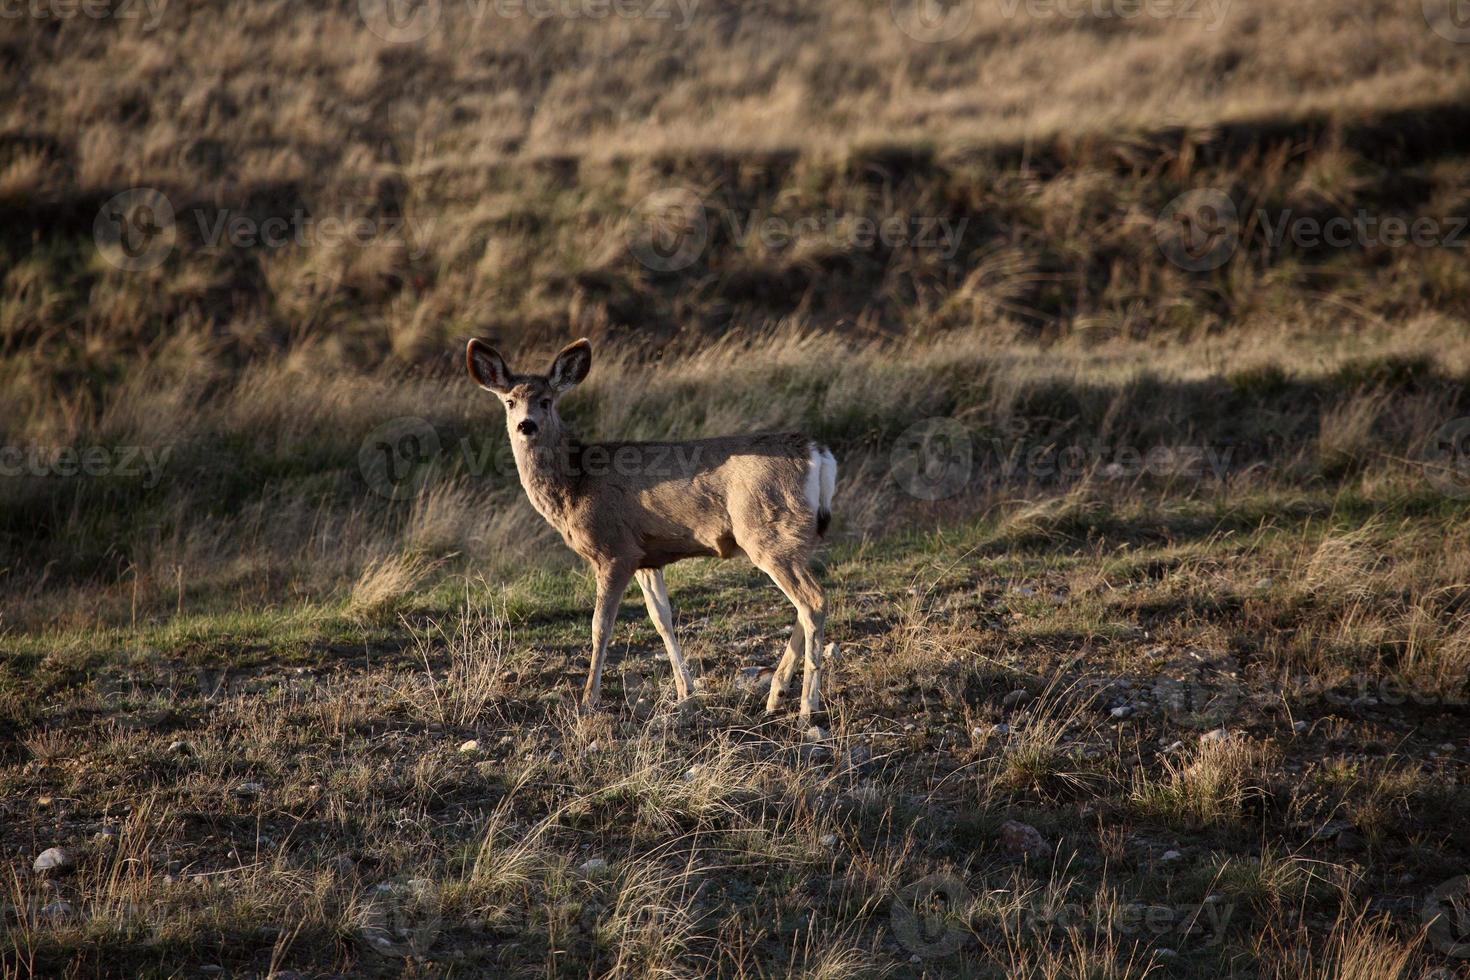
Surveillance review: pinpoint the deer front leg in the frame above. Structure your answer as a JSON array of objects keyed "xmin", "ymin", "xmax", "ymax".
[
  {"xmin": 583, "ymin": 562, "xmax": 635, "ymax": 708},
  {"xmin": 635, "ymin": 568, "xmax": 694, "ymax": 700}
]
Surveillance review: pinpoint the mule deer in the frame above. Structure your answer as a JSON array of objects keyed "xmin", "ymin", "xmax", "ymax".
[{"xmin": 466, "ymin": 338, "xmax": 836, "ymax": 721}]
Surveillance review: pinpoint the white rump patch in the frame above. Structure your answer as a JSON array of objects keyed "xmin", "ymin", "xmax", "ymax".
[{"xmin": 805, "ymin": 442, "xmax": 837, "ymax": 515}]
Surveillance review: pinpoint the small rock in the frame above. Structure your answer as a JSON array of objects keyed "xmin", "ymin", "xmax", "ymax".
[
  {"xmin": 1335, "ymin": 829, "xmax": 1366, "ymax": 853},
  {"xmin": 991, "ymin": 723, "xmax": 1011, "ymax": 736},
  {"xmin": 999, "ymin": 820, "xmax": 1048, "ymax": 859},
  {"xmin": 735, "ymin": 666, "xmax": 774, "ymax": 695},
  {"xmin": 167, "ymin": 740, "xmax": 194, "ymax": 756},
  {"xmin": 33, "ymin": 847, "xmax": 72, "ymax": 874},
  {"xmin": 234, "ymin": 781, "xmax": 264, "ymax": 797},
  {"xmin": 1253, "ymin": 577, "xmax": 1273, "ymax": 590},
  {"xmin": 199, "ymin": 966, "xmax": 224, "ymax": 975},
  {"xmin": 458, "ymin": 739, "xmax": 481, "ymax": 754},
  {"xmin": 805, "ymin": 726, "xmax": 826, "ymax": 741},
  {"xmin": 36, "ymin": 795, "xmax": 53, "ymax": 808},
  {"xmin": 1002, "ymin": 689, "xmax": 1032, "ymax": 709},
  {"xmin": 1199, "ymin": 728, "xmax": 1230, "ymax": 744},
  {"xmin": 578, "ymin": 858, "xmax": 609, "ymax": 876},
  {"xmin": 1163, "ymin": 740, "xmax": 1185, "ymax": 753},
  {"xmin": 1293, "ymin": 721, "xmax": 1308, "ymax": 733},
  {"xmin": 1110, "ymin": 706, "xmax": 1133, "ymax": 720},
  {"xmin": 1161, "ymin": 850, "xmax": 1182, "ymax": 862},
  {"xmin": 818, "ymin": 834, "xmax": 837, "ymax": 847},
  {"xmin": 40, "ymin": 900, "xmax": 73, "ymax": 918},
  {"xmin": 1156, "ymin": 948, "xmax": 1178, "ymax": 959}
]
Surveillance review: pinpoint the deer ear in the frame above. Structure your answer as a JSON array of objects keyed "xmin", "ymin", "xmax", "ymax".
[
  {"xmin": 548, "ymin": 338, "xmax": 592, "ymax": 392},
  {"xmin": 467, "ymin": 339, "xmax": 512, "ymax": 393}
]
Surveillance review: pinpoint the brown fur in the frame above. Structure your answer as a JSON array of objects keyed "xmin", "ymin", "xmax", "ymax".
[{"xmin": 467, "ymin": 337, "xmax": 835, "ymax": 719}]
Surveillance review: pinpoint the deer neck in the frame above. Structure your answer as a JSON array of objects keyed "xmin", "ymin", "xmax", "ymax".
[{"xmin": 512, "ymin": 429, "xmax": 581, "ymax": 522}]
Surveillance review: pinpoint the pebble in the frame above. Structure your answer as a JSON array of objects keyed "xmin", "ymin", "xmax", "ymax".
[
  {"xmin": 1110, "ymin": 706, "xmax": 1133, "ymax": 719},
  {"xmin": 991, "ymin": 723, "xmax": 1011, "ymax": 736},
  {"xmin": 735, "ymin": 666, "xmax": 774, "ymax": 695},
  {"xmin": 234, "ymin": 782, "xmax": 264, "ymax": 797},
  {"xmin": 578, "ymin": 858, "xmax": 609, "ymax": 876},
  {"xmin": 40, "ymin": 900, "xmax": 73, "ymax": 918},
  {"xmin": 167, "ymin": 740, "xmax": 194, "ymax": 756},
  {"xmin": 1199, "ymin": 728, "xmax": 1230, "ymax": 744},
  {"xmin": 1293, "ymin": 721, "xmax": 1308, "ymax": 733},
  {"xmin": 1161, "ymin": 850, "xmax": 1182, "ymax": 862},
  {"xmin": 998, "ymin": 820, "xmax": 1048, "ymax": 859},
  {"xmin": 33, "ymin": 847, "xmax": 72, "ymax": 874},
  {"xmin": 819, "ymin": 834, "xmax": 837, "ymax": 847},
  {"xmin": 459, "ymin": 739, "xmax": 481, "ymax": 754},
  {"xmin": 1002, "ymin": 689, "xmax": 1031, "ymax": 709}
]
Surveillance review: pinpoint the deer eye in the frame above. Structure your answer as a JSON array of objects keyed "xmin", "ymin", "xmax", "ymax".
[
  {"xmin": 506, "ymin": 399, "xmax": 516, "ymax": 410},
  {"xmin": 540, "ymin": 398, "xmax": 551, "ymax": 410}
]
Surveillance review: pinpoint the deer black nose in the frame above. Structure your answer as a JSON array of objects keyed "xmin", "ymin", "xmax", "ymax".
[{"xmin": 517, "ymin": 419, "xmax": 538, "ymax": 436}]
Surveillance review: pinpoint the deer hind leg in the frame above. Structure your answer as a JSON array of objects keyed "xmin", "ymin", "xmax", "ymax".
[
  {"xmin": 634, "ymin": 568, "xmax": 694, "ymax": 700},
  {"xmin": 584, "ymin": 561, "xmax": 636, "ymax": 708},
  {"xmin": 754, "ymin": 555, "xmax": 827, "ymax": 722},
  {"xmin": 765, "ymin": 625, "xmax": 803, "ymax": 714}
]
